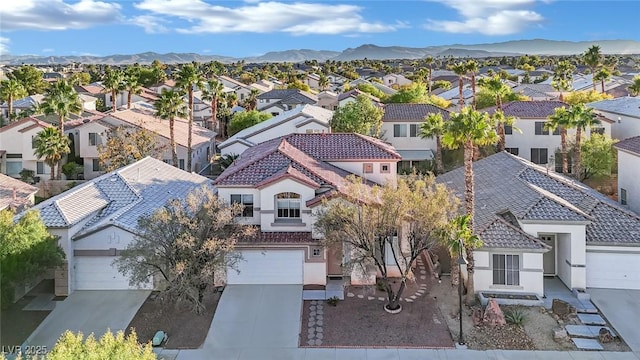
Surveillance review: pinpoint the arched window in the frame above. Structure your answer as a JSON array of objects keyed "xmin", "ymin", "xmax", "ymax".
[{"xmin": 276, "ymin": 192, "xmax": 301, "ymax": 218}]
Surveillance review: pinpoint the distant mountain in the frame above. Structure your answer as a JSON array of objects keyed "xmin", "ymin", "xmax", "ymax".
[{"xmin": 1, "ymin": 39, "xmax": 639, "ymax": 65}]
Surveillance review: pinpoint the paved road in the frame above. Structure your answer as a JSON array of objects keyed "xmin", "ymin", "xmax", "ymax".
[{"xmin": 589, "ymin": 288, "xmax": 640, "ymax": 352}]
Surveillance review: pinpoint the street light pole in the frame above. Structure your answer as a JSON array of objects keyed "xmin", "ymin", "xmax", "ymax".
[{"xmin": 457, "ymin": 239, "xmax": 468, "ymax": 346}]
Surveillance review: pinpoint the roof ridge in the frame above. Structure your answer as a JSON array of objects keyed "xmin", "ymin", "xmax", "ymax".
[
  {"xmin": 480, "ymin": 217, "xmax": 551, "ymax": 250},
  {"xmin": 213, "ymin": 138, "xmax": 283, "ymax": 184}
]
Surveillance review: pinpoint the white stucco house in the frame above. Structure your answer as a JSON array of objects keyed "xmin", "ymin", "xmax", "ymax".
[
  {"xmin": 382, "ymin": 74, "xmax": 412, "ymax": 87},
  {"xmin": 256, "ymin": 89, "xmax": 318, "ymax": 117},
  {"xmin": 213, "ymin": 133, "xmax": 401, "ymax": 288},
  {"xmin": 614, "ymin": 136, "xmax": 640, "ymax": 215},
  {"xmin": 218, "ymin": 105, "xmax": 332, "ymax": 156},
  {"xmin": 492, "ymin": 101, "xmax": 612, "ymax": 171},
  {"xmin": 381, "ymin": 103, "xmax": 450, "ymax": 173},
  {"xmin": 0, "ymin": 117, "xmax": 53, "ymax": 178},
  {"xmin": 0, "ymin": 94, "xmax": 45, "ymax": 120},
  {"xmin": 437, "ymin": 152, "xmax": 640, "ymax": 296},
  {"xmin": 587, "ymin": 97, "xmax": 640, "ymax": 140},
  {"xmin": 18, "ymin": 157, "xmax": 211, "ymax": 296}
]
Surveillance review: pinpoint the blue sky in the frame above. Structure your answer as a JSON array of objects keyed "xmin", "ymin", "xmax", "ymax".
[{"xmin": 1, "ymin": 0, "xmax": 638, "ymax": 57}]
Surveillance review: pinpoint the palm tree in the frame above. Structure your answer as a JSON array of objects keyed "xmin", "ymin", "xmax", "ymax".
[
  {"xmin": 0, "ymin": 79, "xmax": 27, "ymax": 122},
  {"xmin": 478, "ymin": 76, "xmax": 511, "ymax": 151},
  {"xmin": 572, "ymin": 104, "xmax": 600, "ymax": 179},
  {"xmin": 123, "ymin": 66, "xmax": 142, "ymax": 109},
  {"xmin": 438, "ymin": 215, "xmax": 481, "ymax": 287},
  {"xmin": 246, "ymin": 88, "xmax": 260, "ymax": 111},
  {"xmin": 419, "ymin": 113, "xmax": 445, "ymax": 174},
  {"xmin": 545, "ymin": 107, "xmax": 572, "ymax": 175},
  {"xmin": 552, "ymin": 60, "xmax": 576, "ymax": 101},
  {"xmin": 201, "ymin": 79, "xmax": 224, "ymax": 132},
  {"xmin": 175, "ymin": 64, "xmax": 205, "ymax": 172},
  {"xmin": 102, "ymin": 69, "xmax": 124, "ymax": 112},
  {"xmin": 441, "ymin": 106, "xmax": 498, "ymax": 303},
  {"xmin": 594, "ymin": 67, "xmax": 611, "ymax": 93},
  {"xmin": 448, "ymin": 62, "xmax": 467, "ymax": 108},
  {"xmin": 155, "ymin": 89, "xmax": 187, "ymax": 167},
  {"xmin": 492, "ymin": 110, "xmax": 517, "ymax": 153},
  {"xmin": 628, "ymin": 76, "xmax": 640, "ymax": 97},
  {"xmin": 425, "ymin": 56, "xmax": 434, "ymax": 93},
  {"xmin": 466, "ymin": 60, "xmax": 479, "ymax": 109},
  {"xmin": 583, "ymin": 45, "xmax": 602, "ymax": 91},
  {"xmin": 33, "ymin": 127, "xmax": 70, "ymax": 180},
  {"xmin": 318, "ymin": 74, "xmax": 330, "ymax": 91}
]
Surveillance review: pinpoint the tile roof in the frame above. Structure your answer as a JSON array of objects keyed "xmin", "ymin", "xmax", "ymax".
[
  {"xmin": 437, "ymin": 152, "xmax": 640, "ymax": 247},
  {"xmin": 491, "ymin": 101, "xmax": 567, "ymax": 118},
  {"xmin": 478, "ymin": 218, "xmax": 549, "ymax": 250},
  {"xmin": 337, "ymin": 89, "xmax": 381, "ymax": 103},
  {"xmin": 239, "ymin": 230, "xmax": 314, "ymax": 244},
  {"xmin": 382, "ymin": 103, "xmax": 450, "ymax": 122},
  {"xmin": 106, "ymin": 108, "xmax": 215, "ymax": 149},
  {"xmin": 0, "ymin": 117, "xmax": 51, "ymax": 134},
  {"xmin": 0, "ymin": 174, "xmax": 38, "ymax": 211},
  {"xmin": 614, "ymin": 136, "xmax": 640, "ymax": 156},
  {"xmin": 587, "ymin": 97, "xmax": 640, "ymax": 118},
  {"xmin": 257, "ymin": 89, "xmax": 317, "ymax": 102},
  {"xmin": 17, "ymin": 158, "xmax": 210, "ymax": 238}
]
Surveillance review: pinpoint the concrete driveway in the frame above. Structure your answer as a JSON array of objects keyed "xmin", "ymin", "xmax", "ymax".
[
  {"xmin": 588, "ymin": 288, "xmax": 640, "ymax": 351},
  {"xmin": 24, "ymin": 290, "xmax": 150, "ymax": 350}
]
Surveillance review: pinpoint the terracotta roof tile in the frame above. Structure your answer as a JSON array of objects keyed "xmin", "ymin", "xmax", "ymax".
[{"xmin": 239, "ymin": 231, "xmax": 314, "ymax": 244}]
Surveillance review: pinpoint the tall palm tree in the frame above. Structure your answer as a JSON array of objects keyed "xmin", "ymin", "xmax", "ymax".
[
  {"xmin": 155, "ymin": 89, "xmax": 187, "ymax": 167},
  {"xmin": 448, "ymin": 62, "xmax": 467, "ymax": 108},
  {"xmin": 466, "ymin": 60, "xmax": 479, "ymax": 109},
  {"xmin": 478, "ymin": 76, "xmax": 512, "ymax": 151},
  {"xmin": 628, "ymin": 76, "xmax": 640, "ymax": 97},
  {"xmin": 201, "ymin": 79, "xmax": 224, "ymax": 132},
  {"xmin": 246, "ymin": 88, "xmax": 260, "ymax": 111},
  {"xmin": 552, "ymin": 60, "xmax": 576, "ymax": 101},
  {"xmin": 572, "ymin": 104, "xmax": 600, "ymax": 179},
  {"xmin": 33, "ymin": 127, "xmax": 70, "ymax": 180},
  {"xmin": 545, "ymin": 107, "xmax": 572, "ymax": 175},
  {"xmin": 425, "ymin": 56, "xmax": 434, "ymax": 93},
  {"xmin": 492, "ymin": 110, "xmax": 517, "ymax": 153},
  {"xmin": 419, "ymin": 113, "xmax": 445, "ymax": 174},
  {"xmin": 102, "ymin": 69, "xmax": 124, "ymax": 112},
  {"xmin": 583, "ymin": 45, "xmax": 602, "ymax": 91},
  {"xmin": 0, "ymin": 79, "xmax": 27, "ymax": 122},
  {"xmin": 123, "ymin": 66, "xmax": 142, "ymax": 109},
  {"xmin": 176, "ymin": 64, "xmax": 205, "ymax": 172},
  {"xmin": 441, "ymin": 106, "xmax": 498, "ymax": 303},
  {"xmin": 594, "ymin": 67, "xmax": 611, "ymax": 93},
  {"xmin": 318, "ymin": 74, "xmax": 329, "ymax": 91}
]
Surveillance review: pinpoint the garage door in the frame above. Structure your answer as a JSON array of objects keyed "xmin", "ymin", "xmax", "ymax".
[
  {"xmin": 75, "ymin": 256, "xmax": 151, "ymax": 290},
  {"xmin": 227, "ymin": 250, "xmax": 304, "ymax": 284},
  {"xmin": 586, "ymin": 252, "xmax": 640, "ymax": 290}
]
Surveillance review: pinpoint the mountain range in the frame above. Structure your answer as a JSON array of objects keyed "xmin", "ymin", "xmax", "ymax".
[{"xmin": 1, "ymin": 39, "xmax": 639, "ymax": 66}]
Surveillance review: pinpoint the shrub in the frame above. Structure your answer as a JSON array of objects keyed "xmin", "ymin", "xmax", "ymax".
[
  {"xmin": 376, "ymin": 279, "xmax": 387, "ymax": 292},
  {"xmin": 62, "ymin": 162, "xmax": 83, "ymax": 180},
  {"xmin": 326, "ymin": 296, "xmax": 339, "ymax": 306},
  {"xmin": 20, "ymin": 169, "xmax": 35, "ymax": 183},
  {"xmin": 505, "ymin": 307, "xmax": 527, "ymax": 325}
]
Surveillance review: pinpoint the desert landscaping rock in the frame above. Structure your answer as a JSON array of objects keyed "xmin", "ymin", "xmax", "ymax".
[
  {"xmin": 347, "ymin": 292, "xmax": 354, "ymax": 297},
  {"xmin": 483, "ymin": 298, "xmax": 506, "ymax": 327}
]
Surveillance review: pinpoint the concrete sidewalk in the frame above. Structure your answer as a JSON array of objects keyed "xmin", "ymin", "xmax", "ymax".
[{"xmin": 589, "ymin": 289, "xmax": 640, "ymax": 352}]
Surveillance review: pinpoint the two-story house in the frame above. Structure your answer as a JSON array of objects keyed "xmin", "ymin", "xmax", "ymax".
[
  {"xmin": 587, "ymin": 97, "xmax": 640, "ymax": 140},
  {"xmin": 218, "ymin": 105, "xmax": 332, "ymax": 156},
  {"xmin": 381, "ymin": 103, "xmax": 450, "ymax": 173},
  {"xmin": 614, "ymin": 136, "xmax": 640, "ymax": 215},
  {"xmin": 213, "ymin": 133, "xmax": 401, "ymax": 289},
  {"xmin": 0, "ymin": 117, "xmax": 53, "ymax": 178},
  {"xmin": 256, "ymin": 89, "xmax": 318, "ymax": 117}
]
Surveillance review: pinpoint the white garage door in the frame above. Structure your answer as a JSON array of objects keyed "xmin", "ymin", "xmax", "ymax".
[
  {"xmin": 586, "ymin": 252, "xmax": 640, "ymax": 290},
  {"xmin": 75, "ymin": 256, "xmax": 151, "ymax": 290},
  {"xmin": 227, "ymin": 250, "xmax": 304, "ymax": 284}
]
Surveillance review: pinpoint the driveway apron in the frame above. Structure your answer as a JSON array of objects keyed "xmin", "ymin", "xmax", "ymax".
[{"xmin": 588, "ymin": 288, "xmax": 640, "ymax": 351}]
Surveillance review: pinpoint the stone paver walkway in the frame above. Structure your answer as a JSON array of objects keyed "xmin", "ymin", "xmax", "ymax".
[{"xmin": 306, "ymin": 300, "xmax": 324, "ymax": 346}]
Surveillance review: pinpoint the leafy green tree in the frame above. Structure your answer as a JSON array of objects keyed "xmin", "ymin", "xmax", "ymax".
[
  {"xmin": 419, "ymin": 113, "xmax": 446, "ymax": 174},
  {"xmin": 68, "ymin": 72, "xmax": 91, "ymax": 86},
  {"xmin": 0, "ymin": 79, "xmax": 27, "ymax": 122},
  {"xmin": 176, "ymin": 64, "xmax": 205, "ymax": 172},
  {"xmin": 9, "ymin": 65, "xmax": 48, "ymax": 95},
  {"xmin": 287, "ymin": 80, "xmax": 310, "ymax": 92},
  {"xmin": 579, "ymin": 133, "xmax": 616, "ymax": 181},
  {"xmin": 102, "ymin": 68, "xmax": 124, "ymax": 112},
  {"xmin": 155, "ymin": 89, "xmax": 187, "ymax": 167},
  {"xmin": 46, "ymin": 330, "xmax": 155, "ymax": 360},
  {"xmin": 563, "ymin": 90, "xmax": 612, "ymax": 105},
  {"xmin": 228, "ymin": 110, "xmax": 272, "ymax": 136},
  {"xmin": 330, "ymin": 94, "xmax": 383, "ymax": 137},
  {"xmin": 0, "ymin": 210, "xmax": 65, "ymax": 308},
  {"xmin": 628, "ymin": 75, "xmax": 640, "ymax": 96},
  {"xmin": 432, "ymin": 80, "xmax": 452, "ymax": 91},
  {"xmin": 441, "ymin": 107, "xmax": 498, "ymax": 303},
  {"xmin": 115, "ymin": 187, "xmax": 254, "ymax": 312},
  {"xmin": 33, "ymin": 127, "xmax": 70, "ymax": 180},
  {"xmin": 138, "ymin": 67, "xmax": 165, "ymax": 87},
  {"xmin": 314, "ymin": 175, "xmax": 458, "ymax": 312},
  {"xmin": 356, "ymin": 83, "xmax": 386, "ymax": 100},
  {"xmin": 386, "ymin": 82, "xmax": 428, "ymax": 103},
  {"xmin": 98, "ymin": 125, "xmax": 167, "ymax": 172}
]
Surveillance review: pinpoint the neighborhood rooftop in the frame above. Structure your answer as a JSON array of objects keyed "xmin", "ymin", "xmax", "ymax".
[
  {"xmin": 588, "ymin": 97, "xmax": 640, "ymax": 118},
  {"xmin": 615, "ymin": 136, "xmax": 640, "ymax": 156},
  {"xmin": 382, "ymin": 103, "xmax": 450, "ymax": 122},
  {"xmin": 0, "ymin": 174, "xmax": 38, "ymax": 211},
  {"xmin": 487, "ymin": 100, "xmax": 567, "ymax": 118}
]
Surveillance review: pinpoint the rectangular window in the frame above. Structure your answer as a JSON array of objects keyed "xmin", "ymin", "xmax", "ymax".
[
  {"xmin": 504, "ymin": 125, "xmax": 513, "ymax": 135},
  {"xmin": 363, "ymin": 163, "xmax": 373, "ymax": 174},
  {"xmin": 393, "ymin": 124, "xmax": 407, "ymax": 137},
  {"xmin": 276, "ymin": 192, "xmax": 301, "ymax": 219},
  {"xmin": 312, "ymin": 248, "xmax": 322, "ymax": 257},
  {"xmin": 92, "ymin": 159, "xmax": 102, "ymax": 172},
  {"xmin": 493, "ymin": 254, "xmax": 520, "ymax": 286},
  {"xmin": 535, "ymin": 122, "xmax": 549, "ymax": 135},
  {"xmin": 6, "ymin": 153, "xmax": 22, "ymax": 159},
  {"xmin": 231, "ymin": 194, "xmax": 254, "ymax": 217},
  {"xmin": 505, "ymin": 148, "xmax": 519, "ymax": 156},
  {"xmin": 409, "ymin": 124, "xmax": 419, "ymax": 137},
  {"xmin": 89, "ymin": 132, "xmax": 97, "ymax": 146},
  {"xmin": 6, "ymin": 161, "xmax": 22, "ymax": 176},
  {"xmin": 179, "ymin": 159, "xmax": 185, "ymax": 170},
  {"xmin": 32, "ymin": 136, "xmax": 37, "ymax": 149},
  {"xmin": 37, "ymin": 162, "xmax": 45, "ymax": 175},
  {"xmin": 530, "ymin": 148, "xmax": 548, "ymax": 165},
  {"xmin": 591, "ymin": 127, "xmax": 605, "ymax": 135},
  {"xmin": 621, "ymin": 188, "xmax": 627, "ymax": 206},
  {"xmin": 380, "ymin": 163, "xmax": 390, "ymax": 174}
]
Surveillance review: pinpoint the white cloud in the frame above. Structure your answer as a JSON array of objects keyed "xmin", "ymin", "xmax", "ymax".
[
  {"xmin": 134, "ymin": 0, "xmax": 401, "ymax": 35},
  {"xmin": 130, "ymin": 15, "xmax": 170, "ymax": 34},
  {"xmin": 42, "ymin": 48, "xmax": 55, "ymax": 53},
  {"xmin": 0, "ymin": 37, "xmax": 10, "ymax": 54},
  {"xmin": 425, "ymin": 0, "xmax": 544, "ymax": 35},
  {"xmin": 2, "ymin": 0, "xmax": 122, "ymax": 31}
]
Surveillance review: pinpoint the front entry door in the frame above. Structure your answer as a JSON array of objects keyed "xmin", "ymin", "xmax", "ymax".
[
  {"xmin": 540, "ymin": 235, "xmax": 556, "ymax": 276},
  {"xmin": 327, "ymin": 244, "xmax": 343, "ymax": 277}
]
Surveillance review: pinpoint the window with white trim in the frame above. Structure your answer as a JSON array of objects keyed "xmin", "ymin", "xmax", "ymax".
[
  {"xmin": 393, "ymin": 124, "xmax": 407, "ymax": 137},
  {"xmin": 621, "ymin": 188, "xmax": 627, "ymax": 205},
  {"xmin": 493, "ymin": 254, "xmax": 520, "ymax": 286},
  {"xmin": 409, "ymin": 124, "xmax": 419, "ymax": 137},
  {"xmin": 535, "ymin": 122, "xmax": 549, "ymax": 135},
  {"xmin": 530, "ymin": 148, "xmax": 548, "ymax": 164},
  {"xmin": 276, "ymin": 192, "xmax": 301, "ymax": 219},
  {"xmin": 231, "ymin": 194, "xmax": 254, "ymax": 217},
  {"xmin": 88, "ymin": 132, "xmax": 98, "ymax": 146},
  {"xmin": 380, "ymin": 163, "xmax": 390, "ymax": 173}
]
